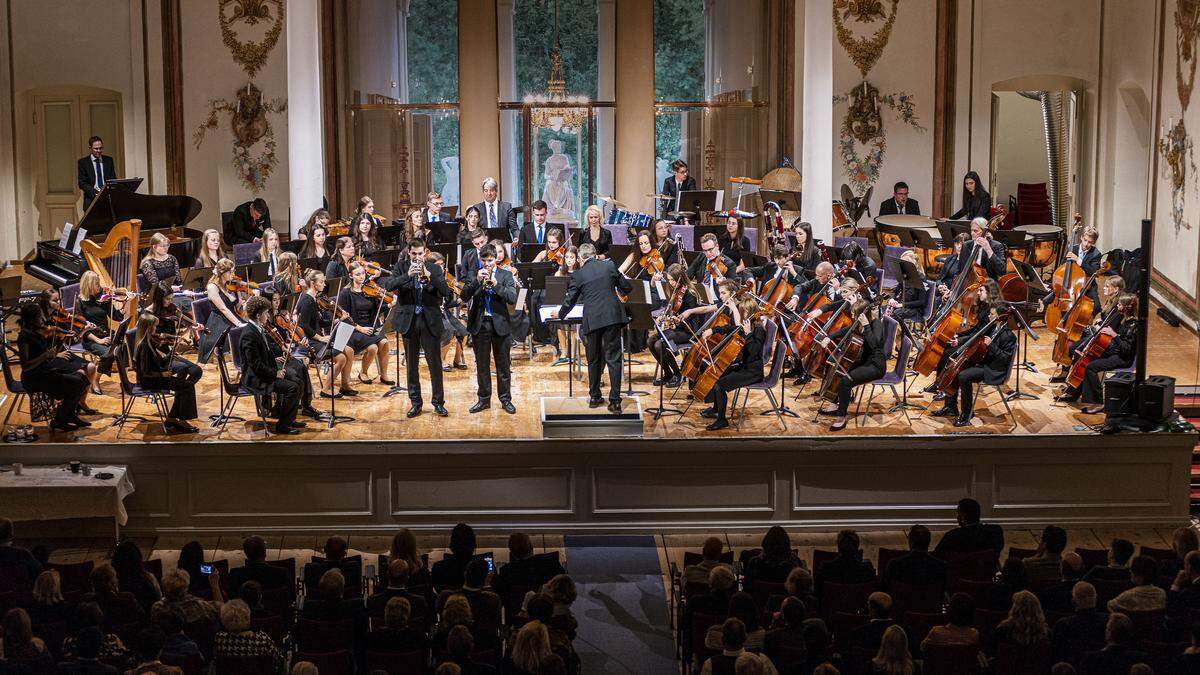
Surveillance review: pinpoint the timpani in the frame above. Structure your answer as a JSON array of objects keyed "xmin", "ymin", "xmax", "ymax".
[{"xmin": 1013, "ymin": 223, "xmax": 1065, "ymax": 268}]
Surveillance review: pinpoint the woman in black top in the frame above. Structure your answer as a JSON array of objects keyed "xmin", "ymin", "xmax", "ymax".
[
  {"xmin": 1056, "ymin": 293, "xmax": 1139, "ymax": 414},
  {"xmin": 791, "ymin": 220, "xmax": 822, "ymax": 275},
  {"xmin": 699, "ymin": 295, "xmax": 768, "ymax": 431},
  {"xmin": 301, "ymin": 223, "xmax": 332, "ymax": 270},
  {"xmin": 337, "ymin": 261, "xmax": 392, "ymax": 385},
  {"xmin": 352, "ymin": 212, "xmax": 383, "ymax": 257},
  {"xmin": 950, "ymin": 170, "xmax": 992, "ymax": 220},
  {"xmin": 816, "ymin": 280, "xmax": 888, "ymax": 432},
  {"xmin": 324, "ymin": 236, "xmax": 357, "ymax": 281},
  {"xmin": 37, "ymin": 289, "xmax": 100, "ymax": 406},
  {"xmin": 133, "ymin": 312, "xmax": 201, "ymax": 432},
  {"xmin": 139, "ymin": 232, "xmax": 181, "ymax": 288},
  {"xmin": 650, "ymin": 218, "xmax": 681, "ymax": 269},
  {"xmin": 578, "ymin": 205, "xmax": 612, "ymax": 259},
  {"xmin": 929, "ymin": 300, "xmax": 1017, "ymax": 427},
  {"xmin": 15, "ymin": 303, "xmax": 90, "ymax": 431},
  {"xmin": 887, "ymin": 250, "xmax": 928, "ymax": 323},
  {"xmin": 648, "ymin": 264, "xmax": 704, "ymax": 388},
  {"xmin": 840, "ymin": 240, "xmax": 879, "ymax": 298},
  {"xmin": 717, "ymin": 215, "xmax": 753, "ymax": 273},
  {"xmin": 296, "ymin": 270, "xmax": 353, "ymax": 397}
]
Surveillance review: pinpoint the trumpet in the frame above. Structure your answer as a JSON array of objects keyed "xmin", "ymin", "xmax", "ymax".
[
  {"xmin": 482, "ymin": 266, "xmax": 497, "ymax": 289},
  {"xmin": 409, "ymin": 260, "xmax": 430, "ymax": 283}
]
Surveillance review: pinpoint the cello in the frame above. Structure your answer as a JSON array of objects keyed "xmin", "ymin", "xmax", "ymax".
[
  {"xmin": 932, "ymin": 310, "xmax": 1008, "ymax": 396},
  {"xmin": 1043, "ymin": 214, "xmax": 1086, "ymax": 332},
  {"xmin": 1065, "ymin": 302, "xmax": 1125, "ymax": 389},
  {"xmin": 813, "ymin": 297, "xmax": 888, "ymax": 401},
  {"xmin": 913, "ymin": 252, "xmax": 987, "ymax": 376},
  {"xmin": 691, "ymin": 306, "xmax": 768, "ymax": 401},
  {"xmin": 1051, "ymin": 260, "xmax": 1111, "ymax": 366}
]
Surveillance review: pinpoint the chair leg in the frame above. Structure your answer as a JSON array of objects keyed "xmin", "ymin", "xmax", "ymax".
[
  {"xmin": 971, "ymin": 386, "xmax": 981, "ymax": 422},
  {"xmin": 891, "ymin": 385, "xmax": 912, "ymax": 425},
  {"xmin": 1, "ymin": 393, "xmax": 21, "ymax": 429},
  {"xmin": 997, "ymin": 385, "xmax": 1016, "ymax": 427},
  {"xmin": 764, "ymin": 389, "xmax": 787, "ymax": 431}
]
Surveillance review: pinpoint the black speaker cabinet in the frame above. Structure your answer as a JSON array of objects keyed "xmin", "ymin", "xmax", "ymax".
[
  {"xmin": 1139, "ymin": 375, "xmax": 1176, "ymax": 422},
  {"xmin": 1104, "ymin": 371, "xmax": 1137, "ymax": 415}
]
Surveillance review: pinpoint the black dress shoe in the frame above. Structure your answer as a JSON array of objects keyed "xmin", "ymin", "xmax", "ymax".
[
  {"xmin": 921, "ymin": 383, "xmax": 938, "ymax": 394},
  {"xmin": 953, "ymin": 417, "xmax": 972, "ymax": 427},
  {"xmin": 829, "ymin": 419, "xmax": 848, "ymax": 432},
  {"xmin": 932, "ymin": 392, "xmax": 947, "ymax": 402},
  {"xmin": 588, "ymin": 398, "xmax": 604, "ymax": 408},
  {"xmin": 289, "ymin": 420, "xmax": 308, "ymax": 428},
  {"xmin": 301, "ymin": 407, "xmax": 324, "ymax": 419},
  {"xmin": 78, "ymin": 405, "xmax": 99, "ymax": 415},
  {"xmin": 407, "ymin": 404, "xmax": 422, "ymax": 418},
  {"xmin": 49, "ymin": 421, "xmax": 80, "ymax": 432},
  {"xmin": 666, "ymin": 376, "xmax": 682, "ymax": 388},
  {"xmin": 607, "ymin": 400, "xmax": 622, "ymax": 414},
  {"xmin": 700, "ymin": 407, "xmax": 718, "ymax": 419},
  {"xmin": 379, "ymin": 378, "xmax": 396, "ymax": 386},
  {"xmin": 166, "ymin": 420, "xmax": 197, "ymax": 433},
  {"xmin": 816, "ymin": 407, "xmax": 840, "ymax": 416},
  {"xmin": 794, "ymin": 373, "xmax": 812, "ymax": 385},
  {"xmin": 275, "ymin": 426, "xmax": 302, "ymax": 435},
  {"xmin": 470, "ymin": 400, "xmax": 490, "ymax": 414},
  {"xmin": 69, "ymin": 417, "xmax": 93, "ymax": 428},
  {"xmin": 652, "ymin": 377, "xmax": 665, "ymax": 387},
  {"xmin": 1055, "ymin": 393, "xmax": 1079, "ymax": 403},
  {"xmin": 340, "ymin": 387, "xmax": 359, "ymax": 397},
  {"xmin": 433, "ymin": 404, "xmax": 449, "ymax": 417},
  {"xmin": 319, "ymin": 391, "xmax": 344, "ymax": 399},
  {"xmin": 454, "ymin": 363, "xmax": 468, "ymax": 370},
  {"xmin": 705, "ymin": 418, "xmax": 730, "ymax": 431},
  {"xmin": 931, "ymin": 406, "xmax": 958, "ymax": 418},
  {"xmin": 501, "ymin": 401, "xmax": 516, "ymax": 414}
]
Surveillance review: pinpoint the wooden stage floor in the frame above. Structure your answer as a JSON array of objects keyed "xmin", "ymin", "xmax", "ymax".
[{"xmin": 3, "ymin": 309, "xmax": 1197, "ymax": 444}]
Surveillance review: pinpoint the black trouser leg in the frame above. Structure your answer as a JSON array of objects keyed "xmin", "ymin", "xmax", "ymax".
[
  {"xmin": 585, "ymin": 329, "xmax": 604, "ymax": 401},
  {"xmin": 493, "ymin": 330, "xmax": 513, "ymax": 403},
  {"xmin": 602, "ymin": 324, "xmax": 623, "ymax": 402},
  {"xmin": 421, "ymin": 321, "xmax": 444, "ymax": 406},
  {"xmin": 284, "ymin": 357, "xmax": 311, "ymax": 408},
  {"xmin": 473, "ymin": 326, "xmax": 493, "ymax": 402},
  {"xmin": 712, "ymin": 385, "xmax": 728, "ymax": 419},
  {"xmin": 956, "ymin": 366, "xmax": 988, "ymax": 419},
  {"xmin": 1082, "ymin": 355, "xmax": 1127, "ymax": 404},
  {"xmin": 270, "ymin": 379, "xmax": 300, "ymax": 429}
]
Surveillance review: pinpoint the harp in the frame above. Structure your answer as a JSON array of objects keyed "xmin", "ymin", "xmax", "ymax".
[{"xmin": 80, "ymin": 219, "xmax": 141, "ymax": 316}]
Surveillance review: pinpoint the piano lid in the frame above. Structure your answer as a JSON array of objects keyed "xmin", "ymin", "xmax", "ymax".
[{"xmin": 77, "ymin": 184, "xmax": 202, "ymax": 237}]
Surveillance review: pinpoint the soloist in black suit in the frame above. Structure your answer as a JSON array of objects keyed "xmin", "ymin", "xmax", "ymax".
[
  {"xmin": 462, "ymin": 267, "xmax": 519, "ymax": 404},
  {"xmin": 384, "ymin": 259, "xmax": 452, "ymax": 407},
  {"xmin": 239, "ymin": 323, "xmax": 301, "ymax": 430},
  {"xmin": 557, "ymin": 258, "xmax": 632, "ymax": 403},
  {"xmin": 77, "ymin": 154, "xmax": 117, "ymax": 210}
]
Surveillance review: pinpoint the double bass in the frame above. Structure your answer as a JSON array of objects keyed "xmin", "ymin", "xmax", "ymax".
[
  {"xmin": 913, "ymin": 246, "xmax": 988, "ymax": 376},
  {"xmin": 1044, "ymin": 214, "xmax": 1087, "ymax": 332},
  {"xmin": 1051, "ymin": 261, "xmax": 1111, "ymax": 367}
]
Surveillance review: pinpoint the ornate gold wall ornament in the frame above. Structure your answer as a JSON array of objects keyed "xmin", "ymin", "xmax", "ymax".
[
  {"xmin": 218, "ymin": 0, "xmax": 285, "ymax": 79},
  {"xmin": 1159, "ymin": 118, "xmax": 1196, "ymax": 233},
  {"xmin": 833, "ymin": 0, "xmax": 900, "ymax": 78},
  {"xmin": 836, "ymin": 0, "xmax": 887, "ymax": 23},
  {"xmin": 193, "ymin": 83, "xmax": 288, "ymax": 192},
  {"xmin": 834, "ymin": 85, "xmax": 924, "ymax": 196}
]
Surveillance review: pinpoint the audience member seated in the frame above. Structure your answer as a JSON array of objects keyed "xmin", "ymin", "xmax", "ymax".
[
  {"xmin": 932, "ymin": 498, "xmax": 1005, "ymax": 565},
  {"xmin": 869, "ymin": 625, "xmax": 916, "ymax": 675},
  {"xmin": 764, "ymin": 597, "xmax": 807, "ymax": 669},
  {"xmin": 176, "ymin": 541, "xmax": 213, "ymax": 597},
  {"xmin": 3, "ymin": 608, "xmax": 49, "ymax": 661},
  {"xmin": 778, "ymin": 567, "xmax": 818, "ymax": 617},
  {"xmin": 815, "ymin": 530, "xmax": 877, "ymax": 596},
  {"xmin": 921, "ymin": 592, "xmax": 980, "ymax": 651},
  {"xmin": 305, "ymin": 535, "xmax": 359, "ymax": 595},
  {"xmin": 700, "ymin": 618, "xmax": 779, "ymax": 675},
  {"xmin": 110, "ymin": 541, "xmax": 162, "ymax": 614},
  {"xmin": 390, "ymin": 528, "xmax": 434, "ymax": 594},
  {"xmin": 1107, "ymin": 556, "xmax": 1166, "ymax": 613},
  {"xmin": 690, "ymin": 566, "xmax": 737, "ymax": 618},
  {"xmin": 228, "ymin": 535, "xmax": 292, "ymax": 597},
  {"xmin": 706, "ymin": 592, "xmax": 764, "ymax": 652},
  {"xmin": 300, "ymin": 568, "xmax": 368, "ymax": 643},
  {"xmin": 800, "ymin": 619, "xmax": 841, "ymax": 673},
  {"xmin": 434, "ymin": 594, "xmax": 477, "ymax": 655},
  {"xmin": 493, "ymin": 533, "xmax": 565, "ymax": 601},
  {"xmin": 1162, "ymin": 527, "xmax": 1200, "ymax": 581},
  {"xmin": 1077, "ymin": 613, "xmax": 1151, "ymax": 675},
  {"xmin": 370, "ymin": 559, "xmax": 432, "ymax": 630},
  {"xmin": 1168, "ymin": 550, "xmax": 1200, "ymax": 615},
  {"xmin": 1025, "ymin": 526, "xmax": 1069, "ymax": 588},
  {"xmin": 1168, "ymin": 622, "xmax": 1200, "ymax": 674},
  {"xmin": 989, "ymin": 590, "xmax": 1050, "ymax": 659},
  {"xmin": 151, "ymin": 569, "xmax": 221, "ymax": 646},
  {"xmin": 683, "ymin": 537, "xmax": 733, "ymax": 589},
  {"xmin": 29, "ymin": 569, "xmax": 71, "ymax": 625},
  {"xmin": 1038, "ymin": 552, "xmax": 1085, "ymax": 613},
  {"xmin": 542, "ymin": 575, "xmax": 579, "ymax": 640},
  {"xmin": 880, "ymin": 524, "xmax": 947, "ymax": 591},
  {"xmin": 1052, "ymin": 581, "xmax": 1108, "ymax": 665},
  {"xmin": 82, "ymin": 565, "xmax": 146, "ymax": 628},
  {"xmin": 983, "ymin": 557, "xmax": 1030, "ymax": 611},
  {"xmin": 56, "ymin": 626, "xmax": 119, "ymax": 674},
  {"xmin": 1082, "ymin": 539, "xmax": 1135, "ymax": 585},
  {"xmin": 367, "ymin": 596, "xmax": 429, "ymax": 654},
  {"xmin": 501, "ymin": 620, "xmax": 560, "ymax": 675},
  {"xmin": 849, "ymin": 592, "xmax": 917, "ymax": 657},
  {"xmin": 438, "ymin": 558, "xmax": 502, "ymax": 631},
  {"xmin": 62, "ymin": 602, "xmax": 132, "ymax": 666},
  {"xmin": 237, "ymin": 581, "xmax": 273, "ymax": 620},
  {"xmin": 441, "ymin": 624, "xmax": 498, "ymax": 675},
  {"xmin": 524, "ymin": 593, "xmax": 579, "ymax": 673},
  {"xmin": 213, "ymin": 599, "xmax": 283, "ymax": 671},
  {"xmin": 433, "ymin": 523, "xmax": 478, "ymax": 593},
  {"xmin": 125, "ymin": 627, "xmax": 171, "ymax": 674},
  {"xmin": 0, "ymin": 518, "xmax": 42, "ymax": 587},
  {"xmin": 743, "ymin": 526, "xmax": 803, "ymax": 587},
  {"xmin": 152, "ymin": 606, "xmax": 201, "ymax": 667}
]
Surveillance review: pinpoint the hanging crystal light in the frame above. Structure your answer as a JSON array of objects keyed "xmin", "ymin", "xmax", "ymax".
[{"xmin": 524, "ymin": 0, "xmax": 589, "ymax": 132}]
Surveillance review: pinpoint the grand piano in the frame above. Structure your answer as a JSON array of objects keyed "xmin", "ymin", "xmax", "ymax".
[{"xmin": 26, "ymin": 182, "xmax": 203, "ymax": 288}]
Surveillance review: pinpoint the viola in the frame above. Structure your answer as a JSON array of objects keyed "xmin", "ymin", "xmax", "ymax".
[
  {"xmin": 656, "ymin": 278, "xmax": 690, "ymax": 329},
  {"xmin": 706, "ymin": 258, "xmax": 729, "ymax": 279},
  {"xmin": 546, "ymin": 246, "xmax": 565, "ymax": 265},
  {"xmin": 225, "ymin": 275, "xmax": 260, "ymax": 294},
  {"xmin": 99, "ymin": 286, "xmax": 137, "ymax": 303},
  {"xmin": 274, "ymin": 313, "xmax": 305, "ymax": 344},
  {"xmin": 363, "ymin": 281, "xmax": 398, "ymax": 305},
  {"xmin": 51, "ymin": 308, "xmax": 88, "ymax": 331},
  {"xmin": 315, "ymin": 293, "xmax": 351, "ymax": 321},
  {"xmin": 38, "ymin": 324, "xmax": 77, "ymax": 341},
  {"xmin": 446, "ymin": 272, "xmax": 463, "ymax": 297}
]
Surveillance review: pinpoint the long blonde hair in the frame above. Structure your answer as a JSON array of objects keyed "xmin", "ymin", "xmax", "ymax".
[
  {"xmin": 79, "ymin": 271, "xmax": 102, "ymax": 302},
  {"xmin": 133, "ymin": 312, "xmax": 159, "ymax": 353},
  {"xmin": 197, "ymin": 229, "xmax": 228, "ymax": 267},
  {"xmin": 274, "ymin": 252, "xmax": 299, "ymax": 291},
  {"xmin": 871, "ymin": 625, "xmax": 914, "ymax": 675},
  {"xmin": 510, "ymin": 620, "xmax": 551, "ymax": 672},
  {"xmin": 258, "ymin": 227, "xmax": 280, "ymax": 261},
  {"xmin": 997, "ymin": 590, "xmax": 1049, "ymax": 646}
]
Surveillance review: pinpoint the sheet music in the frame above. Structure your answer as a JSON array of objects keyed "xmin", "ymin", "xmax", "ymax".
[
  {"xmin": 540, "ymin": 305, "xmax": 583, "ymax": 321},
  {"xmin": 640, "ymin": 279, "xmax": 653, "ymax": 301},
  {"xmin": 515, "ymin": 288, "xmax": 527, "ymax": 310},
  {"xmin": 654, "ymin": 279, "xmax": 665, "ymax": 299},
  {"xmin": 58, "ymin": 223, "xmax": 74, "ymax": 249},
  {"xmin": 72, "ymin": 228, "xmax": 87, "ymax": 254},
  {"xmin": 331, "ymin": 321, "xmax": 354, "ymax": 351}
]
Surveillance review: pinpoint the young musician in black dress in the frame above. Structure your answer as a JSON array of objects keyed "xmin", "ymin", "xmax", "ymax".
[
  {"xmin": 648, "ymin": 263, "xmax": 704, "ymax": 389},
  {"xmin": 747, "ymin": 246, "xmax": 805, "ymax": 288},
  {"xmin": 930, "ymin": 298, "xmax": 1017, "ymax": 427},
  {"xmin": 240, "ymin": 296, "xmax": 303, "ymax": 435},
  {"xmin": 699, "ymin": 295, "xmax": 767, "ymax": 431},
  {"xmin": 139, "ymin": 232, "xmax": 181, "ymax": 288},
  {"xmin": 1055, "ymin": 293, "xmax": 1138, "ymax": 415},
  {"xmin": 195, "ymin": 228, "xmax": 230, "ymax": 269},
  {"xmin": 717, "ymin": 215, "xmax": 753, "ymax": 273},
  {"xmin": 352, "ymin": 213, "xmax": 383, "ymax": 257},
  {"xmin": 132, "ymin": 312, "xmax": 202, "ymax": 433},
  {"xmin": 815, "ymin": 280, "xmax": 888, "ymax": 432},
  {"xmin": 16, "ymin": 303, "xmax": 90, "ymax": 432},
  {"xmin": 37, "ymin": 289, "xmax": 99, "ymax": 410},
  {"xmin": 324, "ymin": 236, "xmax": 357, "ymax": 281},
  {"xmin": 295, "ymin": 270, "xmax": 353, "ymax": 397},
  {"xmin": 262, "ymin": 290, "xmax": 322, "ymax": 422},
  {"xmin": 301, "ymin": 223, "xmax": 332, "ymax": 270},
  {"xmin": 887, "ymin": 250, "xmax": 928, "ymax": 323},
  {"xmin": 790, "ymin": 220, "xmax": 822, "ymax": 276},
  {"xmin": 295, "ymin": 207, "xmax": 331, "ymax": 241},
  {"xmin": 336, "ymin": 261, "xmax": 392, "ymax": 386},
  {"xmin": 461, "ymin": 244, "xmax": 520, "ymax": 414}
]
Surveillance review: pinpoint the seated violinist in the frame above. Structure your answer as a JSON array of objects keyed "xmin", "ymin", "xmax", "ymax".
[
  {"xmin": 531, "ymin": 227, "xmax": 566, "ymax": 265},
  {"xmin": 687, "ymin": 233, "xmax": 738, "ymax": 298},
  {"xmin": 132, "ymin": 312, "xmax": 202, "ymax": 433},
  {"xmin": 887, "ymin": 250, "xmax": 928, "ymax": 323},
  {"xmin": 930, "ymin": 296, "xmax": 1017, "ymax": 427},
  {"xmin": 1054, "ymin": 293, "xmax": 1138, "ymax": 415},
  {"xmin": 240, "ymin": 296, "xmax": 303, "ymax": 435},
  {"xmin": 15, "ymin": 303, "xmax": 91, "ymax": 432},
  {"xmin": 648, "ymin": 264, "xmax": 704, "ymax": 389},
  {"xmin": 699, "ymin": 294, "xmax": 767, "ymax": 432},
  {"xmin": 294, "ymin": 269, "xmax": 352, "ymax": 398},
  {"xmin": 619, "ymin": 230, "xmax": 663, "ymax": 281},
  {"xmin": 815, "ymin": 279, "xmax": 888, "ymax": 432},
  {"xmin": 551, "ymin": 246, "xmax": 583, "ymax": 363},
  {"xmin": 529, "ymin": 228, "xmax": 566, "ymax": 352},
  {"xmin": 40, "ymin": 287, "xmax": 103, "ymax": 399}
]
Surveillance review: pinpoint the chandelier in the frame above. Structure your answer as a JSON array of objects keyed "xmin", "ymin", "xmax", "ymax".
[{"xmin": 523, "ymin": 0, "xmax": 589, "ymax": 132}]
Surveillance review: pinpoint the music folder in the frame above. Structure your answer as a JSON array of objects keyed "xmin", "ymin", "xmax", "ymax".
[
  {"xmin": 540, "ymin": 304, "xmax": 582, "ymax": 322},
  {"xmin": 677, "ymin": 190, "xmax": 721, "ymax": 216}
]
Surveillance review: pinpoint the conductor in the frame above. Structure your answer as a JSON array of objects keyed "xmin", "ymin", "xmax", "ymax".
[
  {"xmin": 77, "ymin": 136, "xmax": 117, "ymax": 211},
  {"xmin": 551, "ymin": 243, "xmax": 632, "ymax": 413}
]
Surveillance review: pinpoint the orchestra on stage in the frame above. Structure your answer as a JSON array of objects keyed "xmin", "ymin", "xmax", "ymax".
[{"xmin": 13, "ymin": 145, "xmax": 1140, "ymax": 437}]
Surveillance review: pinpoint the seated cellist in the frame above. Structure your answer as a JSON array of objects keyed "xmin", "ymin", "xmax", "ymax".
[
  {"xmin": 699, "ymin": 294, "xmax": 767, "ymax": 432},
  {"xmin": 1055, "ymin": 292, "xmax": 1138, "ymax": 415},
  {"xmin": 923, "ymin": 279, "xmax": 1001, "ymax": 401},
  {"xmin": 929, "ymin": 299, "xmax": 1017, "ymax": 427},
  {"xmin": 1048, "ymin": 275, "xmax": 1124, "ymax": 383},
  {"xmin": 814, "ymin": 279, "xmax": 888, "ymax": 432}
]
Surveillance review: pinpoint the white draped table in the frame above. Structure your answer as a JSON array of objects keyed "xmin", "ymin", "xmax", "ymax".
[{"xmin": 0, "ymin": 465, "xmax": 135, "ymax": 538}]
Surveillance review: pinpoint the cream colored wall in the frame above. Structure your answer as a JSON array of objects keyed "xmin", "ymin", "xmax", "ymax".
[
  {"xmin": 615, "ymin": 0, "xmax": 654, "ymax": 215},
  {"xmin": 459, "ymin": 0, "xmax": 500, "ymax": 207}
]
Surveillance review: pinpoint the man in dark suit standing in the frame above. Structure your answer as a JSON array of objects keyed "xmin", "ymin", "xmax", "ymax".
[
  {"xmin": 458, "ymin": 228, "xmax": 490, "ymax": 280},
  {"xmin": 462, "ymin": 244, "xmax": 519, "ymax": 414},
  {"xmin": 662, "ymin": 159, "xmax": 697, "ymax": 220},
  {"xmin": 878, "ymin": 181, "xmax": 921, "ymax": 216},
  {"xmin": 517, "ymin": 200, "xmax": 551, "ymax": 261},
  {"xmin": 226, "ymin": 197, "xmax": 271, "ymax": 245},
  {"xmin": 228, "ymin": 535, "xmax": 292, "ymax": 598},
  {"xmin": 472, "ymin": 177, "xmax": 518, "ymax": 241},
  {"xmin": 384, "ymin": 237, "xmax": 453, "ymax": 418},
  {"xmin": 552, "ymin": 243, "xmax": 632, "ymax": 412},
  {"xmin": 77, "ymin": 136, "xmax": 117, "ymax": 212},
  {"xmin": 240, "ymin": 296, "xmax": 303, "ymax": 434}
]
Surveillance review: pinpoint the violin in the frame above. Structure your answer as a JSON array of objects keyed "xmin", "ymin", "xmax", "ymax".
[
  {"xmin": 51, "ymin": 308, "xmax": 88, "ymax": 331},
  {"xmin": 639, "ymin": 249, "xmax": 665, "ymax": 277},
  {"xmin": 99, "ymin": 286, "xmax": 136, "ymax": 303},
  {"xmin": 354, "ymin": 256, "xmax": 386, "ymax": 278},
  {"xmin": 446, "ymin": 272, "xmax": 462, "ymax": 297},
  {"xmin": 656, "ymin": 278, "xmax": 690, "ymax": 329},
  {"xmin": 706, "ymin": 258, "xmax": 728, "ymax": 279},
  {"xmin": 225, "ymin": 275, "xmax": 260, "ymax": 294},
  {"xmin": 274, "ymin": 313, "xmax": 305, "ymax": 344},
  {"xmin": 38, "ymin": 324, "xmax": 77, "ymax": 341},
  {"xmin": 315, "ymin": 294, "xmax": 351, "ymax": 321},
  {"xmin": 363, "ymin": 280, "xmax": 398, "ymax": 305},
  {"xmin": 546, "ymin": 246, "xmax": 565, "ymax": 266}
]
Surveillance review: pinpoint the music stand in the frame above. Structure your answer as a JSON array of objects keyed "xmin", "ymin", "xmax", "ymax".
[
  {"xmin": 0, "ymin": 278, "xmax": 22, "ymax": 309},
  {"xmin": 883, "ymin": 257, "xmax": 928, "ymax": 413},
  {"xmin": 936, "ymin": 219, "xmax": 972, "ymax": 243},
  {"xmin": 1009, "ymin": 257, "xmax": 1047, "ymax": 376},
  {"xmin": 430, "ymin": 243, "xmax": 459, "ymax": 276},
  {"xmin": 543, "ymin": 277, "xmax": 577, "ymax": 369},
  {"xmin": 484, "ymin": 227, "xmax": 511, "ymax": 243},
  {"xmin": 643, "ymin": 321, "xmax": 684, "ymax": 419},
  {"xmin": 622, "ymin": 282, "xmax": 653, "ymax": 397},
  {"xmin": 540, "ymin": 304, "xmax": 583, "ymax": 396},
  {"xmin": 380, "ymin": 303, "xmax": 408, "ymax": 399},
  {"xmin": 321, "ymin": 321, "xmax": 357, "ymax": 425},
  {"xmin": 429, "ymin": 222, "xmax": 461, "ymax": 247},
  {"xmin": 241, "ymin": 261, "xmax": 271, "ymax": 284},
  {"xmin": 677, "ymin": 190, "xmax": 719, "ymax": 225},
  {"xmin": 758, "ymin": 190, "xmax": 802, "ymax": 214},
  {"xmin": 1002, "ymin": 304, "xmax": 1041, "ymax": 402},
  {"xmin": 379, "ymin": 225, "xmax": 406, "ymax": 248}
]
